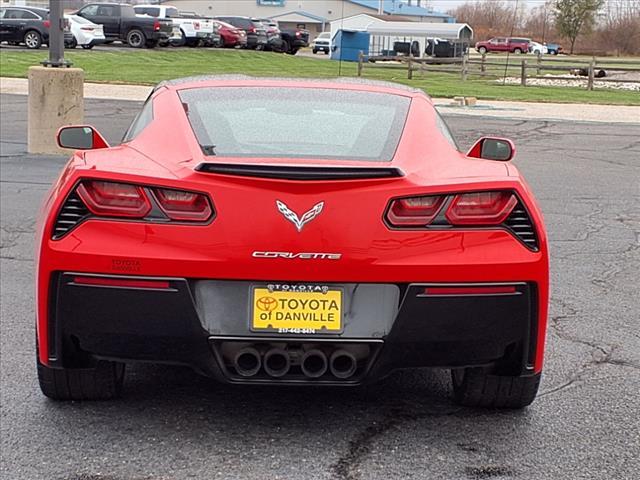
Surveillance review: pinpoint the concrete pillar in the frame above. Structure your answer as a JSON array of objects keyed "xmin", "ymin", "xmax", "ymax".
[{"xmin": 28, "ymin": 66, "xmax": 84, "ymax": 154}]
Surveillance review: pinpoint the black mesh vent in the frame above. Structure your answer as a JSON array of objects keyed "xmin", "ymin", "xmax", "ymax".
[
  {"xmin": 52, "ymin": 191, "xmax": 90, "ymax": 239},
  {"xmin": 503, "ymin": 202, "xmax": 539, "ymax": 250}
]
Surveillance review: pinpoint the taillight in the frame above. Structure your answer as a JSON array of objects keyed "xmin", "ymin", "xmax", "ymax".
[
  {"xmin": 153, "ymin": 19, "xmax": 160, "ymax": 31},
  {"xmin": 77, "ymin": 181, "xmax": 151, "ymax": 218},
  {"xmin": 295, "ymin": 31, "xmax": 302, "ymax": 37},
  {"xmin": 249, "ymin": 27, "xmax": 256, "ymax": 33},
  {"xmin": 43, "ymin": 19, "xmax": 51, "ymax": 28},
  {"xmin": 445, "ymin": 191, "xmax": 517, "ymax": 225},
  {"xmin": 152, "ymin": 188, "xmax": 212, "ymax": 222},
  {"xmin": 386, "ymin": 195, "xmax": 445, "ymax": 227},
  {"xmin": 81, "ymin": 26, "xmax": 94, "ymax": 31}
]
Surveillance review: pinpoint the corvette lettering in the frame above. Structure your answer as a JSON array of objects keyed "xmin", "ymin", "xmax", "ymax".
[{"xmin": 252, "ymin": 251, "xmax": 342, "ymax": 260}]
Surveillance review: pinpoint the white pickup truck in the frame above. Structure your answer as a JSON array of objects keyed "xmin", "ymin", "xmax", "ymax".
[{"xmin": 133, "ymin": 4, "xmax": 217, "ymax": 47}]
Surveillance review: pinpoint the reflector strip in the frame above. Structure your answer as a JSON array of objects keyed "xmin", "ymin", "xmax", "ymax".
[
  {"xmin": 73, "ymin": 276, "xmax": 170, "ymax": 290},
  {"xmin": 420, "ymin": 286, "xmax": 517, "ymax": 296}
]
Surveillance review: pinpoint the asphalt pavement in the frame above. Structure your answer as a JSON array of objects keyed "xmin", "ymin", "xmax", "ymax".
[{"xmin": 1, "ymin": 94, "xmax": 639, "ymax": 480}]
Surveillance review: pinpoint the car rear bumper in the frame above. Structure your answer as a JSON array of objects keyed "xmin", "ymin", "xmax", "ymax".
[{"xmin": 45, "ymin": 273, "xmax": 540, "ymax": 384}]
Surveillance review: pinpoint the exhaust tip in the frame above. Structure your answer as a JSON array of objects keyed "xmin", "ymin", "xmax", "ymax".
[
  {"xmin": 264, "ymin": 348, "xmax": 290, "ymax": 378},
  {"xmin": 301, "ymin": 349, "xmax": 328, "ymax": 378},
  {"xmin": 330, "ymin": 350, "xmax": 358, "ymax": 379},
  {"xmin": 233, "ymin": 347, "xmax": 261, "ymax": 377}
]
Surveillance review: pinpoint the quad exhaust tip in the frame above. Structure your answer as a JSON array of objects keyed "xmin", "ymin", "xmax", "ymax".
[
  {"xmin": 301, "ymin": 349, "xmax": 328, "ymax": 378},
  {"xmin": 264, "ymin": 348, "xmax": 291, "ymax": 378},
  {"xmin": 233, "ymin": 347, "xmax": 261, "ymax": 377},
  {"xmin": 329, "ymin": 350, "xmax": 358, "ymax": 379}
]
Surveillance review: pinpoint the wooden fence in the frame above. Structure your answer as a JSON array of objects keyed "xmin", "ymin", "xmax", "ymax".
[{"xmin": 357, "ymin": 52, "xmax": 640, "ymax": 91}]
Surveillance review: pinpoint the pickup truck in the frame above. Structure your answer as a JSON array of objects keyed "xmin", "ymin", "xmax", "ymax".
[
  {"xmin": 75, "ymin": 2, "xmax": 172, "ymax": 48},
  {"xmin": 133, "ymin": 5, "xmax": 217, "ymax": 47},
  {"xmin": 475, "ymin": 37, "xmax": 530, "ymax": 54}
]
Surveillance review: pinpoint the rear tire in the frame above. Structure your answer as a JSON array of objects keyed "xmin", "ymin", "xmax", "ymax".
[
  {"xmin": 38, "ymin": 359, "xmax": 125, "ymax": 401},
  {"xmin": 23, "ymin": 30, "xmax": 42, "ymax": 49},
  {"xmin": 451, "ymin": 367, "xmax": 541, "ymax": 408},
  {"xmin": 513, "ymin": 48, "xmax": 522, "ymax": 54},
  {"xmin": 126, "ymin": 29, "xmax": 145, "ymax": 48},
  {"xmin": 478, "ymin": 46, "xmax": 487, "ymax": 54}
]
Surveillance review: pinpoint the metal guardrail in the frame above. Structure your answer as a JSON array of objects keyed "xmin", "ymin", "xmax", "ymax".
[{"xmin": 358, "ymin": 52, "xmax": 640, "ymax": 91}]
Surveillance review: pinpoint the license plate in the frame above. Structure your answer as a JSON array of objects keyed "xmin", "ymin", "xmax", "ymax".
[{"xmin": 251, "ymin": 286, "xmax": 342, "ymax": 334}]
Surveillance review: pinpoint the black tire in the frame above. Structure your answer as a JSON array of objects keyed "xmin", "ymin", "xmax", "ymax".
[
  {"xmin": 66, "ymin": 37, "xmax": 77, "ymax": 49},
  {"xmin": 81, "ymin": 44, "xmax": 94, "ymax": 50},
  {"xmin": 23, "ymin": 30, "xmax": 42, "ymax": 50},
  {"xmin": 288, "ymin": 47, "xmax": 299, "ymax": 56},
  {"xmin": 281, "ymin": 38, "xmax": 290, "ymax": 54},
  {"xmin": 126, "ymin": 29, "xmax": 145, "ymax": 48},
  {"xmin": 513, "ymin": 48, "xmax": 522, "ymax": 54},
  {"xmin": 312, "ymin": 48, "xmax": 318, "ymax": 54},
  {"xmin": 452, "ymin": 368, "xmax": 541, "ymax": 408},
  {"xmin": 324, "ymin": 50, "xmax": 329, "ymax": 55},
  {"xmin": 478, "ymin": 46, "xmax": 487, "ymax": 54},
  {"xmin": 175, "ymin": 30, "xmax": 187, "ymax": 47},
  {"xmin": 38, "ymin": 359, "xmax": 125, "ymax": 401}
]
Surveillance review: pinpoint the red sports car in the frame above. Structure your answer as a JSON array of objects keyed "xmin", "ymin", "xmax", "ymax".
[{"xmin": 36, "ymin": 77, "xmax": 549, "ymax": 408}]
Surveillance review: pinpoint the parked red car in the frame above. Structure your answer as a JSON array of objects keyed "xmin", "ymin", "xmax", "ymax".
[
  {"xmin": 475, "ymin": 37, "xmax": 530, "ymax": 54},
  {"xmin": 214, "ymin": 19, "xmax": 246, "ymax": 48},
  {"xmin": 37, "ymin": 77, "xmax": 549, "ymax": 408}
]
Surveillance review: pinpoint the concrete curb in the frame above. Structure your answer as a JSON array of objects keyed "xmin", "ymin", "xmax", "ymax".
[{"xmin": 2, "ymin": 76, "xmax": 639, "ymax": 124}]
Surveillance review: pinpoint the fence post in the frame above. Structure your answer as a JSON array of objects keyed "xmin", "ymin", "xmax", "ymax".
[
  {"xmin": 587, "ymin": 59, "xmax": 595, "ymax": 91},
  {"xmin": 480, "ymin": 53, "xmax": 486, "ymax": 75},
  {"xmin": 407, "ymin": 57, "xmax": 413, "ymax": 80},
  {"xmin": 357, "ymin": 50, "xmax": 364, "ymax": 77},
  {"xmin": 461, "ymin": 54, "xmax": 468, "ymax": 81},
  {"xmin": 536, "ymin": 52, "xmax": 541, "ymax": 76},
  {"xmin": 520, "ymin": 59, "xmax": 527, "ymax": 86}
]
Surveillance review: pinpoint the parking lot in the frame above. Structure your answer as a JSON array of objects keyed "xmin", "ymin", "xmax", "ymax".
[{"xmin": 1, "ymin": 92, "xmax": 638, "ymax": 479}]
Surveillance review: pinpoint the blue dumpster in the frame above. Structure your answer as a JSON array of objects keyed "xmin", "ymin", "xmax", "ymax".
[{"xmin": 331, "ymin": 30, "xmax": 370, "ymax": 62}]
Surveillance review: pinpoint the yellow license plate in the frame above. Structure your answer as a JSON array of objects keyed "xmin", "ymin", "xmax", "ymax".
[{"xmin": 251, "ymin": 287, "xmax": 342, "ymax": 334}]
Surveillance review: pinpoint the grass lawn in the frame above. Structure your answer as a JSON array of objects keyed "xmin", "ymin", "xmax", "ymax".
[{"xmin": 1, "ymin": 49, "xmax": 639, "ymax": 105}]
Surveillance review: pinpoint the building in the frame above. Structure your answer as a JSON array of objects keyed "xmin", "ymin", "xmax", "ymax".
[{"xmin": 158, "ymin": 0, "xmax": 455, "ymax": 38}]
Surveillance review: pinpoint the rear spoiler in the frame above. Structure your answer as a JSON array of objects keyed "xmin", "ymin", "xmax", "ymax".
[{"xmin": 195, "ymin": 163, "xmax": 404, "ymax": 181}]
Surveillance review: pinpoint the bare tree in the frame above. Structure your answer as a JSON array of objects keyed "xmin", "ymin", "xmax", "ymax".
[
  {"xmin": 449, "ymin": 1, "xmax": 525, "ymax": 40},
  {"xmin": 599, "ymin": 0, "xmax": 640, "ymax": 55},
  {"xmin": 553, "ymin": 0, "xmax": 604, "ymax": 54}
]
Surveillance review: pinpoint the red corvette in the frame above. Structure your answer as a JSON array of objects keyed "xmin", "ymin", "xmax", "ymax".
[{"xmin": 35, "ymin": 77, "xmax": 548, "ymax": 408}]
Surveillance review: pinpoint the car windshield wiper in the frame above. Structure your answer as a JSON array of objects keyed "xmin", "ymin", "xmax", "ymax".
[{"xmin": 201, "ymin": 145, "xmax": 216, "ymax": 156}]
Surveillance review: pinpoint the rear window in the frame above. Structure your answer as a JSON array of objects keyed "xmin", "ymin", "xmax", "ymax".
[{"xmin": 179, "ymin": 87, "xmax": 410, "ymax": 161}]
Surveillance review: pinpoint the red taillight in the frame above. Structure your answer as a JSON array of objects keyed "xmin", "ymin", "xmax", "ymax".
[
  {"xmin": 445, "ymin": 191, "xmax": 517, "ymax": 225},
  {"xmin": 153, "ymin": 19, "xmax": 160, "ymax": 31},
  {"xmin": 73, "ymin": 276, "xmax": 170, "ymax": 290},
  {"xmin": 420, "ymin": 285, "xmax": 517, "ymax": 296},
  {"xmin": 77, "ymin": 181, "xmax": 151, "ymax": 218},
  {"xmin": 152, "ymin": 188, "xmax": 212, "ymax": 222},
  {"xmin": 249, "ymin": 27, "xmax": 256, "ymax": 33},
  {"xmin": 386, "ymin": 195, "xmax": 445, "ymax": 227},
  {"xmin": 43, "ymin": 20, "xmax": 51, "ymax": 28}
]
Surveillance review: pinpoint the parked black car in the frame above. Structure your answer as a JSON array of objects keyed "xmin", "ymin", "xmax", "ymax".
[
  {"xmin": 75, "ymin": 3, "xmax": 172, "ymax": 48},
  {"xmin": 0, "ymin": 6, "xmax": 72, "ymax": 50},
  {"xmin": 214, "ymin": 16, "xmax": 267, "ymax": 50},
  {"xmin": 279, "ymin": 26, "xmax": 310, "ymax": 55}
]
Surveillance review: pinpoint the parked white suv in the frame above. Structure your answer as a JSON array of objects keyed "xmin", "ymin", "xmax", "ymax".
[
  {"xmin": 312, "ymin": 32, "xmax": 331, "ymax": 55},
  {"xmin": 134, "ymin": 4, "xmax": 214, "ymax": 46}
]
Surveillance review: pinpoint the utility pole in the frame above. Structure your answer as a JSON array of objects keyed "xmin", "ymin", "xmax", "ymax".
[
  {"xmin": 378, "ymin": 0, "xmax": 384, "ymax": 15},
  {"xmin": 28, "ymin": 0, "xmax": 84, "ymax": 154},
  {"xmin": 42, "ymin": 0, "xmax": 71, "ymax": 67}
]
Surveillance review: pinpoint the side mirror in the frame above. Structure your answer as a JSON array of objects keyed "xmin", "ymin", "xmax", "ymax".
[
  {"xmin": 56, "ymin": 126, "xmax": 109, "ymax": 150},
  {"xmin": 467, "ymin": 137, "xmax": 515, "ymax": 161}
]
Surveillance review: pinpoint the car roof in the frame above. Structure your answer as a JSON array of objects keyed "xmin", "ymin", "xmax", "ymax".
[
  {"xmin": 154, "ymin": 76, "xmax": 428, "ymax": 100},
  {"xmin": 5, "ymin": 6, "xmax": 48, "ymax": 13}
]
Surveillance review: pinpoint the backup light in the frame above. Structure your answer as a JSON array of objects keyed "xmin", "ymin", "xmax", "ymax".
[
  {"xmin": 153, "ymin": 188, "xmax": 212, "ymax": 222},
  {"xmin": 386, "ymin": 195, "xmax": 444, "ymax": 226}
]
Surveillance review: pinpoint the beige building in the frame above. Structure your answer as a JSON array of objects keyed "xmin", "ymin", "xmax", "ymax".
[{"xmin": 159, "ymin": 0, "xmax": 455, "ymax": 38}]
